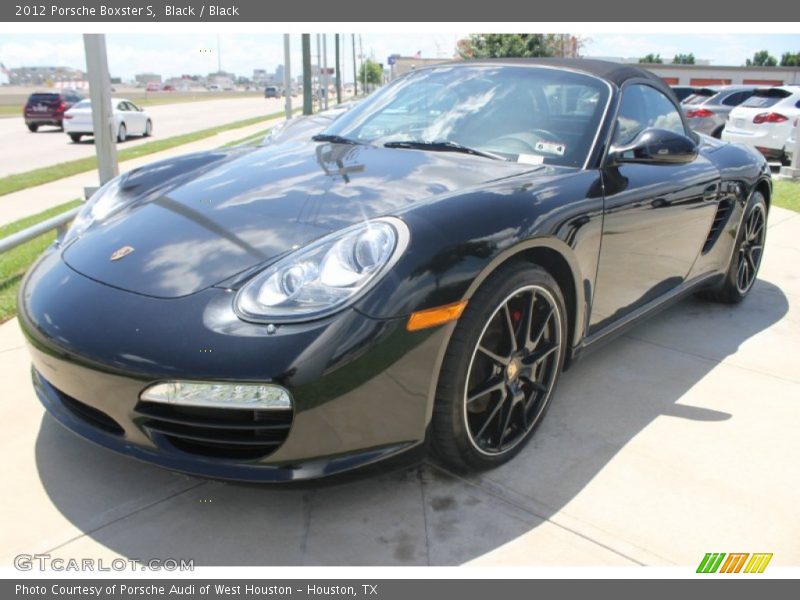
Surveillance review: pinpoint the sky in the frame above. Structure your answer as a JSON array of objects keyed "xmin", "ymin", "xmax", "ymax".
[{"xmin": 1, "ymin": 33, "xmax": 799, "ymax": 83}]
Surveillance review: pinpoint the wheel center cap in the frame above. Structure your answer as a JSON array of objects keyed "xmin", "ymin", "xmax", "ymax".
[{"xmin": 506, "ymin": 359, "xmax": 520, "ymax": 381}]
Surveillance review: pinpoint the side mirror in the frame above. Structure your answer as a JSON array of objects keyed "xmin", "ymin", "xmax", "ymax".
[{"xmin": 609, "ymin": 128, "xmax": 698, "ymax": 165}]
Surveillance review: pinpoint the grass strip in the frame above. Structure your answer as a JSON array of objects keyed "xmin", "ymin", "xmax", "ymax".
[{"xmin": 0, "ymin": 199, "xmax": 82, "ymax": 323}]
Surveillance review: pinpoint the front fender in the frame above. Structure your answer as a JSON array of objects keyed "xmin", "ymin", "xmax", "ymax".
[{"xmin": 354, "ymin": 168, "xmax": 604, "ymax": 350}]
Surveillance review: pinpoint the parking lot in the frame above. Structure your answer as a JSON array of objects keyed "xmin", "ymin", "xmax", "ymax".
[{"xmin": 1, "ymin": 204, "xmax": 797, "ymax": 568}]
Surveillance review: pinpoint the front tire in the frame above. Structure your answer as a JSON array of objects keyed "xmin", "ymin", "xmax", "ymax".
[
  {"xmin": 69, "ymin": 133, "xmax": 82, "ymax": 143},
  {"xmin": 432, "ymin": 262, "xmax": 568, "ymax": 472},
  {"xmin": 117, "ymin": 123, "xmax": 127, "ymax": 143},
  {"xmin": 704, "ymin": 190, "xmax": 767, "ymax": 304},
  {"xmin": 144, "ymin": 119, "xmax": 152, "ymax": 137}
]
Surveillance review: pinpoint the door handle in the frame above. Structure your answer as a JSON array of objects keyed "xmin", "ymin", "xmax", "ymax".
[{"xmin": 703, "ymin": 183, "xmax": 720, "ymax": 202}]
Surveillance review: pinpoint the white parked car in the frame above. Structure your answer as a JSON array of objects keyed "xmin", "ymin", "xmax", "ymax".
[
  {"xmin": 63, "ymin": 98, "xmax": 153, "ymax": 143},
  {"xmin": 722, "ymin": 86, "xmax": 800, "ymax": 165}
]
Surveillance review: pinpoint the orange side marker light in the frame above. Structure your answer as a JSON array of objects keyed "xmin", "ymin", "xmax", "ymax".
[{"xmin": 406, "ymin": 300, "xmax": 468, "ymax": 331}]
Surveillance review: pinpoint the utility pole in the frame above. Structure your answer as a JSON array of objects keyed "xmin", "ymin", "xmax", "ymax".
[
  {"xmin": 217, "ymin": 33, "xmax": 222, "ymax": 72},
  {"xmin": 335, "ymin": 34, "xmax": 342, "ymax": 104},
  {"xmin": 82, "ymin": 34, "xmax": 118, "ymax": 186},
  {"xmin": 322, "ymin": 34, "xmax": 329, "ymax": 110},
  {"xmin": 302, "ymin": 34, "xmax": 312, "ymax": 115},
  {"xmin": 352, "ymin": 33, "xmax": 357, "ymax": 97},
  {"xmin": 283, "ymin": 34, "xmax": 292, "ymax": 120},
  {"xmin": 359, "ymin": 35, "xmax": 365, "ymax": 94},
  {"xmin": 316, "ymin": 34, "xmax": 321, "ymax": 107}
]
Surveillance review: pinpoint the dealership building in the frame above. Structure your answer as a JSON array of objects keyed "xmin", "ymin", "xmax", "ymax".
[
  {"xmin": 625, "ymin": 63, "xmax": 800, "ymax": 87},
  {"xmin": 390, "ymin": 55, "xmax": 800, "ymax": 87}
]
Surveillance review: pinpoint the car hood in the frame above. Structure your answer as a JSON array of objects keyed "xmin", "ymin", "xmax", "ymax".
[{"xmin": 62, "ymin": 142, "xmax": 549, "ymax": 298}]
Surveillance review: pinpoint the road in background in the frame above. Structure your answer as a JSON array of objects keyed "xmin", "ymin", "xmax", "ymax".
[
  {"xmin": 0, "ymin": 95, "xmax": 284, "ymax": 178},
  {"xmin": 0, "ymin": 116, "xmax": 281, "ymax": 227}
]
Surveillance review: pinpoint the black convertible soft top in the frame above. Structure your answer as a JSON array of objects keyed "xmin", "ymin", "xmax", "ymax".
[{"xmin": 431, "ymin": 57, "xmax": 672, "ymax": 96}]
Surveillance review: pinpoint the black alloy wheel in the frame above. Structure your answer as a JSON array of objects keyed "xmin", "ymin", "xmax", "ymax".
[
  {"xmin": 464, "ymin": 285, "xmax": 562, "ymax": 455},
  {"xmin": 702, "ymin": 190, "xmax": 767, "ymax": 304},
  {"xmin": 735, "ymin": 201, "xmax": 766, "ymax": 295},
  {"xmin": 432, "ymin": 263, "xmax": 567, "ymax": 471}
]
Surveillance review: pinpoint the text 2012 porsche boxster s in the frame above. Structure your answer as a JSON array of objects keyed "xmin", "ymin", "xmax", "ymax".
[{"xmin": 19, "ymin": 59, "xmax": 771, "ymax": 481}]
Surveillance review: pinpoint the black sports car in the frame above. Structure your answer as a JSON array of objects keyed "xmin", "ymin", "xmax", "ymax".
[{"xmin": 19, "ymin": 59, "xmax": 771, "ymax": 481}]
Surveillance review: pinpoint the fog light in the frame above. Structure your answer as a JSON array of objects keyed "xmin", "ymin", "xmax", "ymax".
[{"xmin": 140, "ymin": 381, "xmax": 292, "ymax": 410}]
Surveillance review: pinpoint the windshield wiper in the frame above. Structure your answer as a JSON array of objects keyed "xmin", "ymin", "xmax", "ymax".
[
  {"xmin": 383, "ymin": 140, "xmax": 506, "ymax": 161},
  {"xmin": 312, "ymin": 133, "xmax": 361, "ymax": 144}
]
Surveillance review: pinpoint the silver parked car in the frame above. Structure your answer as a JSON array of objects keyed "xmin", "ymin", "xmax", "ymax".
[{"xmin": 682, "ymin": 85, "xmax": 760, "ymax": 138}]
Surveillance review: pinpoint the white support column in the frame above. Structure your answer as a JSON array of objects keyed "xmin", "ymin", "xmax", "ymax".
[
  {"xmin": 283, "ymin": 34, "xmax": 292, "ymax": 120},
  {"xmin": 780, "ymin": 119, "xmax": 800, "ymax": 180},
  {"xmin": 83, "ymin": 34, "xmax": 118, "ymax": 186}
]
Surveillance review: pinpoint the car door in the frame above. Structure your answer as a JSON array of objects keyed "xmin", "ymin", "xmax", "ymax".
[
  {"xmin": 125, "ymin": 101, "xmax": 147, "ymax": 133},
  {"xmin": 588, "ymin": 82, "xmax": 721, "ymax": 335}
]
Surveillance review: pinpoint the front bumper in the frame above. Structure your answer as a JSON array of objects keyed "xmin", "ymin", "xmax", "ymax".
[
  {"xmin": 26, "ymin": 117, "xmax": 62, "ymax": 126},
  {"xmin": 19, "ymin": 249, "xmax": 446, "ymax": 481}
]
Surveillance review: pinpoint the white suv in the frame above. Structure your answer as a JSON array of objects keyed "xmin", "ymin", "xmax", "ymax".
[{"xmin": 722, "ymin": 86, "xmax": 800, "ymax": 165}]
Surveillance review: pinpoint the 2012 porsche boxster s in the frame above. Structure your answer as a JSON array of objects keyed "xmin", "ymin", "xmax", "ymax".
[{"xmin": 19, "ymin": 59, "xmax": 771, "ymax": 481}]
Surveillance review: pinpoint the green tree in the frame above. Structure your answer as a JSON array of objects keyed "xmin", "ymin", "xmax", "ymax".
[
  {"xmin": 672, "ymin": 53, "xmax": 695, "ymax": 65},
  {"xmin": 457, "ymin": 34, "xmax": 559, "ymax": 58},
  {"xmin": 358, "ymin": 59, "xmax": 384, "ymax": 86},
  {"xmin": 780, "ymin": 51, "xmax": 800, "ymax": 67},
  {"xmin": 639, "ymin": 53, "xmax": 663, "ymax": 64},
  {"xmin": 746, "ymin": 50, "xmax": 777, "ymax": 66}
]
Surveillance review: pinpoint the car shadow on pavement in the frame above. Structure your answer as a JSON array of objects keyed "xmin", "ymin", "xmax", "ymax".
[{"xmin": 33, "ymin": 279, "xmax": 789, "ymax": 566}]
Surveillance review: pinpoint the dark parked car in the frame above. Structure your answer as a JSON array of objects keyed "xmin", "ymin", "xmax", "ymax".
[
  {"xmin": 19, "ymin": 59, "xmax": 771, "ymax": 482},
  {"xmin": 670, "ymin": 85, "xmax": 700, "ymax": 103},
  {"xmin": 264, "ymin": 85, "xmax": 281, "ymax": 99},
  {"xmin": 23, "ymin": 90, "xmax": 83, "ymax": 132}
]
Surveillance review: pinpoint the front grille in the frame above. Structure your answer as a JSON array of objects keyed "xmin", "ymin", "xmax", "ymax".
[
  {"xmin": 59, "ymin": 391, "xmax": 125, "ymax": 435},
  {"xmin": 134, "ymin": 401, "xmax": 293, "ymax": 460},
  {"xmin": 702, "ymin": 198, "xmax": 734, "ymax": 254}
]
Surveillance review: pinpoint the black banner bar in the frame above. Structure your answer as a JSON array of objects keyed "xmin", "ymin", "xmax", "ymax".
[
  {"xmin": 4, "ymin": 579, "xmax": 798, "ymax": 600},
  {"xmin": 2, "ymin": 0, "xmax": 800, "ymax": 22}
]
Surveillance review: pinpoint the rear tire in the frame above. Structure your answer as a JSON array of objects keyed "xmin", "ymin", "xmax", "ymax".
[
  {"xmin": 144, "ymin": 119, "xmax": 152, "ymax": 137},
  {"xmin": 27, "ymin": 124, "xmax": 38, "ymax": 133},
  {"xmin": 117, "ymin": 123, "xmax": 127, "ymax": 143},
  {"xmin": 711, "ymin": 126, "xmax": 724, "ymax": 139},
  {"xmin": 69, "ymin": 133, "xmax": 82, "ymax": 143},
  {"xmin": 431, "ymin": 262, "xmax": 568, "ymax": 472},
  {"xmin": 702, "ymin": 190, "xmax": 767, "ymax": 304}
]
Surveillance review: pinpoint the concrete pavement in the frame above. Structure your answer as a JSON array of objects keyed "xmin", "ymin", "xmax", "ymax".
[
  {"xmin": 0, "ymin": 96, "xmax": 284, "ymax": 178},
  {"xmin": 1, "ymin": 207, "xmax": 798, "ymax": 567},
  {"xmin": 0, "ymin": 116, "xmax": 281, "ymax": 227}
]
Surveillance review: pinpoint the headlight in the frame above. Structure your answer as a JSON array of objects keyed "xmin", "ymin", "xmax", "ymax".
[
  {"xmin": 141, "ymin": 381, "xmax": 292, "ymax": 410},
  {"xmin": 235, "ymin": 217, "xmax": 409, "ymax": 323},
  {"xmin": 62, "ymin": 174, "xmax": 129, "ymax": 244}
]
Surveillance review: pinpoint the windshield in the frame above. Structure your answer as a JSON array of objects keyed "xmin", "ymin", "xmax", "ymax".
[{"xmin": 322, "ymin": 65, "xmax": 610, "ymax": 168}]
